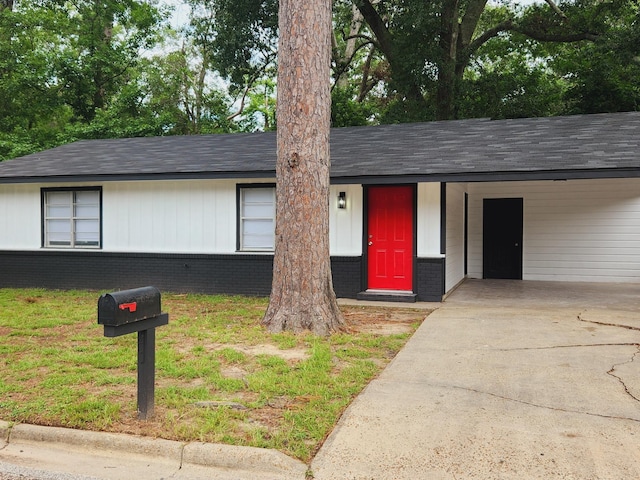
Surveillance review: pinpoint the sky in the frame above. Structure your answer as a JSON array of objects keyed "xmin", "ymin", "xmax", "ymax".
[{"xmin": 163, "ymin": 0, "xmax": 190, "ymax": 29}]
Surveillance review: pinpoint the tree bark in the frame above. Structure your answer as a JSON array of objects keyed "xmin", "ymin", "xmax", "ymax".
[
  {"xmin": 436, "ymin": 0, "xmax": 490, "ymax": 120},
  {"xmin": 262, "ymin": 0, "xmax": 345, "ymax": 335},
  {"xmin": 436, "ymin": 0, "xmax": 460, "ymax": 120}
]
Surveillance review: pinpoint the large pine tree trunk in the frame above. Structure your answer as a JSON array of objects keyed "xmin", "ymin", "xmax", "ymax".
[{"xmin": 262, "ymin": 0, "xmax": 345, "ymax": 336}]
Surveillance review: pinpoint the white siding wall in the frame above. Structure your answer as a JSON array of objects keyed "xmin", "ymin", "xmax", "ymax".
[
  {"xmin": 0, "ymin": 184, "xmax": 42, "ymax": 249},
  {"xmin": 329, "ymin": 185, "xmax": 363, "ymax": 256},
  {"xmin": 417, "ymin": 182, "xmax": 441, "ymax": 257},
  {"xmin": 104, "ymin": 180, "xmax": 241, "ymax": 253},
  {"xmin": 467, "ymin": 178, "xmax": 640, "ymax": 282},
  {"xmin": 445, "ymin": 182, "xmax": 466, "ymax": 292},
  {"xmin": 0, "ymin": 180, "xmax": 365, "ymax": 256}
]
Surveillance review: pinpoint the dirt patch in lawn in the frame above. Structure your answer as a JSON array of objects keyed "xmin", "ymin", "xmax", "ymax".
[
  {"xmin": 218, "ymin": 343, "xmax": 311, "ymax": 361},
  {"xmin": 342, "ymin": 305, "xmax": 426, "ymax": 334}
]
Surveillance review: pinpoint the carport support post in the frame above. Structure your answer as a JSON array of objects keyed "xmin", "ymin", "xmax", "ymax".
[{"xmin": 137, "ymin": 328, "xmax": 155, "ymax": 420}]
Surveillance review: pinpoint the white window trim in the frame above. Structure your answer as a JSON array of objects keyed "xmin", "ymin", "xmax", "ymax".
[
  {"xmin": 42, "ymin": 188, "xmax": 102, "ymax": 249},
  {"xmin": 238, "ymin": 185, "xmax": 275, "ymax": 252}
]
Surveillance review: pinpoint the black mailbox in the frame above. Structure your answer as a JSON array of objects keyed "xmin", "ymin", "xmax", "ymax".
[
  {"xmin": 98, "ymin": 286, "xmax": 161, "ymax": 327},
  {"xmin": 98, "ymin": 286, "xmax": 168, "ymax": 338},
  {"xmin": 97, "ymin": 286, "xmax": 169, "ymax": 420}
]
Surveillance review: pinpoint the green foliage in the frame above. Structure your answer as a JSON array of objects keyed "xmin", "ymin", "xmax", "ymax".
[
  {"xmin": 0, "ymin": 0, "xmax": 167, "ymax": 160},
  {"xmin": 236, "ymin": 77, "xmax": 277, "ymax": 131},
  {"xmin": 377, "ymin": 93, "xmax": 436, "ymax": 124},
  {"xmin": 459, "ymin": 30, "xmax": 566, "ymax": 119},
  {"xmin": 454, "ymin": 0, "xmax": 640, "ymax": 119},
  {"xmin": 1, "ymin": 0, "xmax": 638, "ymax": 160},
  {"xmin": 546, "ymin": 1, "xmax": 640, "ymax": 114},
  {"xmin": 331, "ymin": 87, "xmax": 375, "ymax": 127},
  {"xmin": 0, "ymin": 5, "xmax": 64, "ymax": 129},
  {"xmin": 0, "ymin": 1, "xmax": 254, "ymax": 161},
  {"xmin": 186, "ymin": 0, "xmax": 278, "ymax": 87},
  {"xmin": 56, "ymin": 0, "xmax": 166, "ymax": 122},
  {"xmin": 0, "ymin": 4, "xmax": 70, "ymax": 159}
]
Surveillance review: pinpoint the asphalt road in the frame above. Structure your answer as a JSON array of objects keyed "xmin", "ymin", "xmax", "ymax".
[{"xmin": 0, "ymin": 462, "xmax": 98, "ymax": 480}]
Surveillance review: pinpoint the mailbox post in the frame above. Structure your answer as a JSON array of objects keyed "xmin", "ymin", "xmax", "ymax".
[{"xmin": 98, "ymin": 286, "xmax": 168, "ymax": 420}]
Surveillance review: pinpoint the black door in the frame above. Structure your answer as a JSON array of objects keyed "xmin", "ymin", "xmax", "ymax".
[{"xmin": 483, "ymin": 198, "xmax": 523, "ymax": 279}]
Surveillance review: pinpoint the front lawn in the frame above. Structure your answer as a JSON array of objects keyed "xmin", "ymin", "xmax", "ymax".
[{"xmin": 0, "ymin": 288, "xmax": 428, "ymax": 461}]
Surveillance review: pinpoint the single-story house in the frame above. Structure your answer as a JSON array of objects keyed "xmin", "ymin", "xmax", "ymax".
[{"xmin": 0, "ymin": 112, "xmax": 638, "ymax": 302}]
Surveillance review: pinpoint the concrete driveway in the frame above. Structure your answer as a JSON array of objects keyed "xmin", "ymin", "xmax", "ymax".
[{"xmin": 311, "ymin": 280, "xmax": 640, "ymax": 479}]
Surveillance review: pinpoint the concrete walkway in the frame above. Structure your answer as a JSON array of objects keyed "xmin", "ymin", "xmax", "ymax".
[{"xmin": 311, "ymin": 280, "xmax": 640, "ymax": 479}]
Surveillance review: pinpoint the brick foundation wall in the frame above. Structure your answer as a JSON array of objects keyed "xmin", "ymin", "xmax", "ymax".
[
  {"xmin": 0, "ymin": 251, "xmax": 444, "ymax": 301},
  {"xmin": 0, "ymin": 251, "xmax": 365, "ymax": 299},
  {"xmin": 416, "ymin": 257, "xmax": 445, "ymax": 302}
]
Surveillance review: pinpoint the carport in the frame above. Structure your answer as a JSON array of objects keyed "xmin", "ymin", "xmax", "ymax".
[
  {"xmin": 436, "ymin": 113, "xmax": 640, "ymax": 297},
  {"xmin": 462, "ymin": 179, "xmax": 640, "ymax": 284}
]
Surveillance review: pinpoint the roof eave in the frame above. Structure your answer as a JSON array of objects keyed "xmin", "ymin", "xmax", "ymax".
[
  {"xmin": 0, "ymin": 170, "xmax": 276, "ymax": 185},
  {"xmin": 330, "ymin": 167, "xmax": 640, "ymax": 184},
  {"xmin": 1, "ymin": 166, "xmax": 638, "ymax": 186}
]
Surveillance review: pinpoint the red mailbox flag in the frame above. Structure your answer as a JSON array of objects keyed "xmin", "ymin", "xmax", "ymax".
[{"xmin": 119, "ymin": 302, "xmax": 137, "ymax": 312}]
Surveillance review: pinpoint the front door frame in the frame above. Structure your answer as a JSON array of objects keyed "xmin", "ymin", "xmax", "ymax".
[{"xmin": 362, "ymin": 184, "xmax": 417, "ymax": 293}]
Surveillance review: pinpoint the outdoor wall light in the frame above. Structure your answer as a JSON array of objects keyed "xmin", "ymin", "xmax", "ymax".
[{"xmin": 337, "ymin": 191, "xmax": 347, "ymax": 209}]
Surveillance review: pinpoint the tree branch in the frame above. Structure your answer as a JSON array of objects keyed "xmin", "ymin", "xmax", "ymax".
[
  {"xmin": 544, "ymin": 0, "xmax": 568, "ymax": 20},
  {"xmin": 226, "ymin": 58, "xmax": 273, "ymax": 121},
  {"xmin": 354, "ymin": 0, "xmax": 394, "ymax": 63},
  {"xmin": 512, "ymin": 24, "xmax": 599, "ymax": 42},
  {"xmin": 358, "ymin": 45, "xmax": 381, "ymax": 102},
  {"xmin": 332, "ymin": 38, "xmax": 377, "ymax": 92},
  {"xmin": 458, "ymin": 0, "xmax": 489, "ymax": 50},
  {"xmin": 355, "ymin": 0, "xmax": 427, "ymax": 106},
  {"xmin": 466, "ymin": 20, "xmax": 512, "ymax": 54},
  {"xmin": 468, "ymin": 19, "xmax": 598, "ymax": 55},
  {"xmin": 343, "ymin": 33, "xmax": 378, "ymax": 47}
]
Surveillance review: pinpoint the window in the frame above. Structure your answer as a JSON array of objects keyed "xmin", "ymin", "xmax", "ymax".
[
  {"xmin": 239, "ymin": 186, "xmax": 275, "ymax": 251},
  {"xmin": 43, "ymin": 188, "xmax": 101, "ymax": 248}
]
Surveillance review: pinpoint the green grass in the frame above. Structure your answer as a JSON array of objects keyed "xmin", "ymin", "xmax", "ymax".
[{"xmin": 0, "ymin": 288, "xmax": 426, "ymax": 462}]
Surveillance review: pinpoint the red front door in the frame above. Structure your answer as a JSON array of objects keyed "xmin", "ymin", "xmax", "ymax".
[{"xmin": 367, "ymin": 186, "xmax": 414, "ymax": 291}]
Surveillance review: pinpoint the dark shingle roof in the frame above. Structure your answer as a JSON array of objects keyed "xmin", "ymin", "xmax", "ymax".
[{"xmin": 0, "ymin": 112, "xmax": 638, "ymax": 184}]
